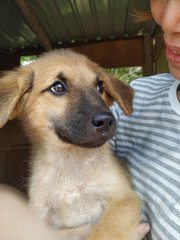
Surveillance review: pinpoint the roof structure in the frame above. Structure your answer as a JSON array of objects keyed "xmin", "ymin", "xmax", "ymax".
[{"xmin": 0, "ymin": 0, "xmax": 160, "ymax": 53}]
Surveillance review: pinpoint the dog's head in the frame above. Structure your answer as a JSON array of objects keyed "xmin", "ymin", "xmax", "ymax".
[{"xmin": 0, "ymin": 49, "xmax": 133, "ymax": 148}]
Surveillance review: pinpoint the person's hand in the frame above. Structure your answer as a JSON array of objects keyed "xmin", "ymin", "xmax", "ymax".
[{"xmin": 0, "ymin": 185, "xmax": 57, "ymax": 240}]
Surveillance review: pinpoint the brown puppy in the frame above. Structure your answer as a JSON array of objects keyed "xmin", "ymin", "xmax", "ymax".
[{"xmin": 0, "ymin": 49, "xmax": 148, "ymax": 240}]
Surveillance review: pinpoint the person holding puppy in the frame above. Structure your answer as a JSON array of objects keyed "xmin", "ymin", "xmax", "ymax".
[{"xmin": 111, "ymin": 0, "xmax": 180, "ymax": 239}]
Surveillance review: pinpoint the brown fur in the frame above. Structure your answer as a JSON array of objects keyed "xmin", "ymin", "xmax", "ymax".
[{"xmin": 0, "ymin": 49, "xmax": 143, "ymax": 240}]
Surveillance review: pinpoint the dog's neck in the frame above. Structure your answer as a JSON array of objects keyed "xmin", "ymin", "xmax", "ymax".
[{"xmin": 31, "ymin": 142, "xmax": 109, "ymax": 168}]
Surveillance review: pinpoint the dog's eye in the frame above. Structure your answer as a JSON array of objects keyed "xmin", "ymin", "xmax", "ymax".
[
  {"xmin": 97, "ymin": 80, "xmax": 104, "ymax": 94},
  {"xmin": 50, "ymin": 81, "xmax": 67, "ymax": 96}
]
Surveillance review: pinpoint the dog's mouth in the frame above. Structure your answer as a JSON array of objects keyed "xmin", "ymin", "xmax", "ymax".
[
  {"xmin": 54, "ymin": 128, "xmax": 115, "ymax": 148},
  {"xmin": 53, "ymin": 112, "xmax": 116, "ymax": 148}
]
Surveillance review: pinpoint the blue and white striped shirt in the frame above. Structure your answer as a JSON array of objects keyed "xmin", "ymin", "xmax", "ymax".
[{"xmin": 110, "ymin": 74, "xmax": 180, "ymax": 240}]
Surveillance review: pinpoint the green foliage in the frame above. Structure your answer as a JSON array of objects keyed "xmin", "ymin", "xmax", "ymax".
[
  {"xmin": 109, "ymin": 67, "xmax": 143, "ymax": 84},
  {"xmin": 21, "ymin": 55, "xmax": 37, "ymax": 65}
]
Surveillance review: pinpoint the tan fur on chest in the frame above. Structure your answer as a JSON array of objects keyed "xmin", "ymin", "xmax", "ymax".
[{"xmin": 29, "ymin": 145, "xmax": 126, "ymax": 229}]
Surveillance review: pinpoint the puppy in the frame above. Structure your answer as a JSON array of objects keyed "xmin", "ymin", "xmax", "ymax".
[{"xmin": 0, "ymin": 49, "xmax": 149, "ymax": 240}]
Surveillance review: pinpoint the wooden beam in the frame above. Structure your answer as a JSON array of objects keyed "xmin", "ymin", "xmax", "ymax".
[
  {"xmin": 15, "ymin": 0, "xmax": 52, "ymax": 51},
  {"xmin": 143, "ymin": 33, "xmax": 153, "ymax": 76},
  {"xmin": 73, "ymin": 38, "xmax": 144, "ymax": 68},
  {"xmin": 0, "ymin": 38, "xmax": 144, "ymax": 69}
]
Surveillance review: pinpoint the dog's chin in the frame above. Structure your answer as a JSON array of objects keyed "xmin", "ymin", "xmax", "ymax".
[{"xmin": 55, "ymin": 131, "xmax": 109, "ymax": 148}]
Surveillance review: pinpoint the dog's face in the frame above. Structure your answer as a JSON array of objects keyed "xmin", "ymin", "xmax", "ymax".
[{"xmin": 0, "ymin": 49, "xmax": 134, "ymax": 148}]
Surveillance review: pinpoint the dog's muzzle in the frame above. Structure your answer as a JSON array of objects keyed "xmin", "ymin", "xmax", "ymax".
[{"xmin": 53, "ymin": 110, "xmax": 116, "ymax": 148}]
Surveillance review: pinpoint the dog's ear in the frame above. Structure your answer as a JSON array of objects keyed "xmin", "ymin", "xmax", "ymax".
[
  {"xmin": 103, "ymin": 75, "xmax": 134, "ymax": 115},
  {"xmin": 0, "ymin": 68, "xmax": 33, "ymax": 128}
]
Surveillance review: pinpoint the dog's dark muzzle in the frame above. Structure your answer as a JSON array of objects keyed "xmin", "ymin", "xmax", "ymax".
[
  {"xmin": 53, "ymin": 91, "xmax": 117, "ymax": 148},
  {"xmin": 54, "ymin": 110, "xmax": 116, "ymax": 148}
]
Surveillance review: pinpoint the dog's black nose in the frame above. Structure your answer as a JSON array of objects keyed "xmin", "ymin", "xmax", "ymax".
[{"xmin": 91, "ymin": 112, "xmax": 116, "ymax": 136}]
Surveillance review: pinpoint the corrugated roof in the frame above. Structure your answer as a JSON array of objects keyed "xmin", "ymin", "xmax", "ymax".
[{"xmin": 0, "ymin": 0, "xmax": 159, "ymax": 52}]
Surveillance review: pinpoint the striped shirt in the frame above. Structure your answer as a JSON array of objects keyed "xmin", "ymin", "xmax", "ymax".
[{"xmin": 110, "ymin": 74, "xmax": 180, "ymax": 240}]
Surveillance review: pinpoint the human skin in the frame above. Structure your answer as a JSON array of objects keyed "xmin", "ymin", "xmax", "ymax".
[{"xmin": 150, "ymin": 0, "xmax": 180, "ymax": 80}]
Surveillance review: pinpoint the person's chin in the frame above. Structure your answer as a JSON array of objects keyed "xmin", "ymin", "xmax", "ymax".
[{"xmin": 169, "ymin": 63, "xmax": 180, "ymax": 80}]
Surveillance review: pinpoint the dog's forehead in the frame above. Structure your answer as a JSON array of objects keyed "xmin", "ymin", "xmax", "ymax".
[{"xmin": 34, "ymin": 50, "xmax": 101, "ymax": 86}]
